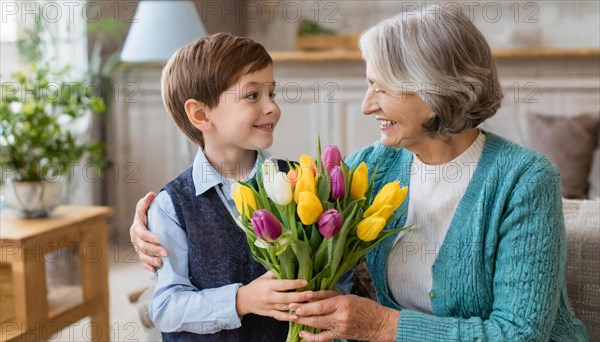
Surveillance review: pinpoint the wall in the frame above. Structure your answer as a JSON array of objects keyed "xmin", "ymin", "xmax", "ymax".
[{"xmin": 245, "ymin": 0, "xmax": 600, "ymax": 51}]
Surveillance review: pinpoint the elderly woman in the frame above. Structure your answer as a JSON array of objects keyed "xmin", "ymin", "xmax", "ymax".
[{"xmin": 130, "ymin": 5, "xmax": 588, "ymax": 341}]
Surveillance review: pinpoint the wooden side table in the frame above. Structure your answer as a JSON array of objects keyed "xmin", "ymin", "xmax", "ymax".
[{"xmin": 0, "ymin": 206, "xmax": 113, "ymax": 341}]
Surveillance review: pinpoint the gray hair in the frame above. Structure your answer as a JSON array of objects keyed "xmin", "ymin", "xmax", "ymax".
[{"xmin": 359, "ymin": 4, "xmax": 503, "ymax": 136}]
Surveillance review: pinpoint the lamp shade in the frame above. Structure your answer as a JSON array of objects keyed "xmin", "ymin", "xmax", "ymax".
[{"xmin": 120, "ymin": 1, "xmax": 207, "ymax": 63}]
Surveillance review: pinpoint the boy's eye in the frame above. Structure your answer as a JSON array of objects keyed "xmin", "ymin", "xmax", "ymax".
[{"xmin": 245, "ymin": 93, "xmax": 258, "ymax": 100}]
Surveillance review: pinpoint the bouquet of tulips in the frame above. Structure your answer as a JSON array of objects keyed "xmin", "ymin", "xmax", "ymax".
[{"xmin": 231, "ymin": 141, "xmax": 409, "ymax": 341}]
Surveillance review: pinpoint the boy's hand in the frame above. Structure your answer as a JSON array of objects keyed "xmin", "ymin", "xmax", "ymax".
[
  {"xmin": 236, "ymin": 271, "xmax": 313, "ymax": 321},
  {"xmin": 130, "ymin": 192, "xmax": 168, "ymax": 272}
]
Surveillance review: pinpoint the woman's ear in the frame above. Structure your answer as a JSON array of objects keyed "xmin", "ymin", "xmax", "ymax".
[{"xmin": 184, "ymin": 99, "xmax": 212, "ymax": 131}]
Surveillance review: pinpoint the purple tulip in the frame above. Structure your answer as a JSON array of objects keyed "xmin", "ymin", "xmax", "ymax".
[
  {"xmin": 322, "ymin": 144, "xmax": 343, "ymax": 173},
  {"xmin": 251, "ymin": 210, "xmax": 282, "ymax": 242},
  {"xmin": 318, "ymin": 209, "xmax": 342, "ymax": 238},
  {"xmin": 330, "ymin": 166, "xmax": 345, "ymax": 201}
]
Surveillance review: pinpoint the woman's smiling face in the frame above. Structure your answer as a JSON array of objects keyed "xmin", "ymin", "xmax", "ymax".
[{"xmin": 361, "ymin": 63, "xmax": 434, "ymax": 150}]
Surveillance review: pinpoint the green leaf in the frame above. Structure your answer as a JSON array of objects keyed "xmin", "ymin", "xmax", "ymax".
[
  {"xmin": 313, "ymin": 238, "xmax": 328, "ymax": 272},
  {"xmin": 307, "ymin": 263, "xmax": 330, "ymax": 290},
  {"xmin": 317, "ymin": 165, "xmax": 331, "ymax": 202},
  {"xmin": 308, "ymin": 224, "xmax": 323, "ymax": 253},
  {"xmin": 317, "ymin": 134, "xmax": 322, "ymax": 165},
  {"xmin": 343, "ymin": 162, "xmax": 353, "ymax": 207},
  {"xmin": 290, "ymin": 240, "xmax": 313, "ymax": 282},
  {"xmin": 278, "ymin": 247, "xmax": 297, "ymax": 280},
  {"xmin": 365, "ymin": 163, "xmax": 381, "ymax": 206},
  {"xmin": 275, "ymin": 232, "xmax": 293, "ymax": 255}
]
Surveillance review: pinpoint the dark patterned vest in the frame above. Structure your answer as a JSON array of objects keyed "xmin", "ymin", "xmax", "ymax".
[{"xmin": 161, "ymin": 166, "xmax": 290, "ymax": 341}]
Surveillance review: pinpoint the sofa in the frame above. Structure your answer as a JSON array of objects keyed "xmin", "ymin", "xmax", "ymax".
[{"xmin": 564, "ymin": 199, "xmax": 600, "ymax": 340}]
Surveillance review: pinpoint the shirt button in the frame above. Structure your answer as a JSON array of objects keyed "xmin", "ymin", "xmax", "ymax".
[{"xmin": 429, "ymin": 291, "xmax": 436, "ymax": 299}]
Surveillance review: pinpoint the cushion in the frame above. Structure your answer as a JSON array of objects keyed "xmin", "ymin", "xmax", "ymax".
[{"xmin": 526, "ymin": 112, "xmax": 600, "ymax": 199}]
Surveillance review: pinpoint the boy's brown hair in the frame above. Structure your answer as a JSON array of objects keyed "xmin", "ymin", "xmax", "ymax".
[{"xmin": 161, "ymin": 33, "xmax": 272, "ymax": 147}]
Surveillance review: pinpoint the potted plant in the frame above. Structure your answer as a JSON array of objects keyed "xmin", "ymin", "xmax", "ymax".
[{"xmin": 0, "ymin": 64, "xmax": 105, "ymax": 217}]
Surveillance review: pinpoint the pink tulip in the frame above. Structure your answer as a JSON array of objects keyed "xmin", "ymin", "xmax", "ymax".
[
  {"xmin": 330, "ymin": 166, "xmax": 345, "ymax": 201},
  {"xmin": 322, "ymin": 144, "xmax": 343, "ymax": 173},
  {"xmin": 251, "ymin": 210, "xmax": 282, "ymax": 242},
  {"xmin": 318, "ymin": 209, "xmax": 342, "ymax": 238}
]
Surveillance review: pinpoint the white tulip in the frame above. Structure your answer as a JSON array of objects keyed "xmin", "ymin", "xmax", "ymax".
[
  {"xmin": 261, "ymin": 158, "xmax": 278, "ymax": 179},
  {"xmin": 263, "ymin": 170, "xmax": 293, "ymax": 206}
]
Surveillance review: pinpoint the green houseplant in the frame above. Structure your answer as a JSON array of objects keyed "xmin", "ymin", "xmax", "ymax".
[{"xmin": 0, "ymin": 64, "xmax": 105, "ymax": 217}]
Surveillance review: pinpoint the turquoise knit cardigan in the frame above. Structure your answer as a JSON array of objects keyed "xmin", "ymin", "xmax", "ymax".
[{"xmin": 345, "ymin": 132, "xmax": 588, "ymax": 341}]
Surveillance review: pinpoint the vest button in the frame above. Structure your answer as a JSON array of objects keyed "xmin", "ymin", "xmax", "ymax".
[{"xmin": 429, "ymin": 291, "xmax": 436, "ymax": 299}]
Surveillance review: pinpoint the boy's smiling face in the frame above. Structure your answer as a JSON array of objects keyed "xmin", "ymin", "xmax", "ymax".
[{"xmin": 201, "ymin": 64, "xmax": 280, "ymax": 153}]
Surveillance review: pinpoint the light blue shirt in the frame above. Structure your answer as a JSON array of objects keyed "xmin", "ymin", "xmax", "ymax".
[{"xmin": 148, "ymin": 148, "xmax": 261, "ymax": 334}]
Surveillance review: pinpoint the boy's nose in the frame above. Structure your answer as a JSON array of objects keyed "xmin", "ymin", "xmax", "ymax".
[{"xmin": 263, "ymin": 99, "xmax": 279, "ymax": 116}]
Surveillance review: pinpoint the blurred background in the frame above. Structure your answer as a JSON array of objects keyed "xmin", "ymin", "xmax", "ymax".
[{"xmin": 1, "ymin": 1, "xmax": 599, "ymax": 341}]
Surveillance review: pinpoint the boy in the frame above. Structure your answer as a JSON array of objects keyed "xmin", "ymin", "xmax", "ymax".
[{"xmin": 148, "ymin": 33, "xmax": 311, "ymax": 341}]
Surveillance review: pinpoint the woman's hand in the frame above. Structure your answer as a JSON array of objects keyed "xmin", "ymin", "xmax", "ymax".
[
  {"xmin": 235, "ymin": 272, "xmax": 314, "ymax": 321},
  {"xmin": 308, "ymin": 290, "xmax": 339, "ymax": 302},
  {"xmin": 130, "ymin": 192, "xmax": 168, "ymax": 272},
  {"xmin": 289, "ymin": 294, "xmax": 400, "ymax": 341}
]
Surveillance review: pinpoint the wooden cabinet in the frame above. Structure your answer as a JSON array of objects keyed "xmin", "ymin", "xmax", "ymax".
[
  {"xmin": 105, "ymin": 66, "xmax": 195, "ymax": 243},
  {"xmin": 271, "ymin": 78, "xmax": 377, "ymax": 159}
]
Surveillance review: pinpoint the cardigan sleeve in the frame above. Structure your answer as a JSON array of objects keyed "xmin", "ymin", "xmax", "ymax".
[{"xmin": 395, "ymin": 162, "xmax": 567, "ymax": 341}]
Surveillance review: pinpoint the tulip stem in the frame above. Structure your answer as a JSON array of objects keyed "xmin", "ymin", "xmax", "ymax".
[{"xmin": 288, "ymin": 204, "xmax": 298, "ymax": 240}]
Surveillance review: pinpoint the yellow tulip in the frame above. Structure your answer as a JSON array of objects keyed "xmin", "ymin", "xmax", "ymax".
[
  {"xmin": 297, "ymin": 191, "xmax": 323, "ymax": 225},
  {"xmin": 367, "ymin": 205, "xmax": 395, "ymax": 221},
  {"xmin": 350, "ymin": 162, "xmax": 368, "ymax": 200},
  {"xmin": 299, "ymin": 154, "xmax": 317, "ymax": 176},
  {"xmin": 356, "ymin": 215, "xmax": 387, "ymax": 242},
  {"xmin": 363, "ymin": 182, "xmax": 407, "ymax": 218},
  {"xmin": 231, "ymin": 183, "xmax": 257, "ymax": 217},
  {"xmin": 294, "ymin": 166, "xmax": 316, "ymax": 203}
]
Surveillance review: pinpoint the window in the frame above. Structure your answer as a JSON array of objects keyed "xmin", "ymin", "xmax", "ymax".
[{"xmin": 1, "ymin": 0, "xmax": 88, "ymax": 76}]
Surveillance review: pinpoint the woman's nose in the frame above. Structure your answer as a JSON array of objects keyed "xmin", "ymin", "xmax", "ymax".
[{"xmin": 361, "ymin": 89, "xmax": 379, "ymax": 115}]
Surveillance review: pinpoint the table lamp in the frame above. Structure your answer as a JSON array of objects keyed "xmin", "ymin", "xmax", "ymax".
[{"xmin": 120, "ymin": 0, "xmax": 207, "ymax": 63}]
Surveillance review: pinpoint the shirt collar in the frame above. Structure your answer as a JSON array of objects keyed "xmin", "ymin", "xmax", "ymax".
[{"xmin": 191, "ymin": 148, "xmax": 268, "ymax": 196}]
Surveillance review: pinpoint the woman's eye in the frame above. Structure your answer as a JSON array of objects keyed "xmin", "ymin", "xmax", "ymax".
[
  {"xmin": 245, "ymin": 93, "xmax": 258, "ymax": 100},
  {"xmin": 269, "ymin": 92, "xmax": 277, "ymax": 99}
]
